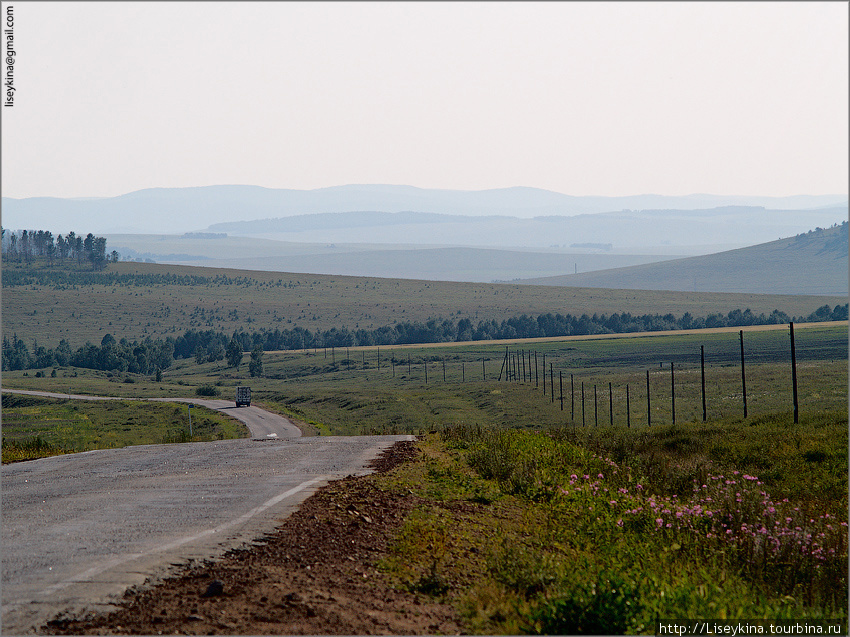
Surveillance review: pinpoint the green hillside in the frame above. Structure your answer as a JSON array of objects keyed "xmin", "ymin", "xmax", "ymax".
[
  {"xmin": 521, "ymin": 223, "xmax": 848, "ymax": 295},
  {"xmin": 2, "ymin": 259, "xmax": 846, "ymax": 350}
]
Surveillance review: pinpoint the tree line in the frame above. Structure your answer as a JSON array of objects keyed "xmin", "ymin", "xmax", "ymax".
[
  {"xmin": 1, "ymin": 228, "xmax": 117, "ymax": 270},
  {"xmin": 4, "ymin": 303, "xmax": 846, "ymax": 373},
  {"xmin": 2, "ymin": 267, "xmax": 278, "ymax": 288},
  {"xmin": 2, "ymin": 333, "xmax": 174, "ymax": 375}
]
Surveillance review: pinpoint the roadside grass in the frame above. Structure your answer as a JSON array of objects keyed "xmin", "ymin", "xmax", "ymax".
[
  {"xmin": 0, "ymin": 393, "xmax": 249, "ymax": 463},
  {"xmin": 373, "ymin": 426, "xmax": 847, "ymax": 634}
]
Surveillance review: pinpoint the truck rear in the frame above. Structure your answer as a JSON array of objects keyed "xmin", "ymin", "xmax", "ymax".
[{"xmin": 235, "ymin": 386, "xmax": 251, "ymax": 407}]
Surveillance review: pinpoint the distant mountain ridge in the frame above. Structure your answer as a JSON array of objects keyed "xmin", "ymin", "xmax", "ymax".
[
  {"xmin": 2, "ymin": 184, "xmax": 846, "ymax": 234},
  {"xmin": 519, "ymin": 223, "xmax": 849, "ymax": 295},
  {"xmin": 207, "ymin": 205, "xmax": 849, "ymax": 254}
]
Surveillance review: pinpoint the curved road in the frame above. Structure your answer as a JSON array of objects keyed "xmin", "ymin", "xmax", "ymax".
[
  {"xmin": 3, "ymin": 389, "xmax": 303, "ymax": 439},
  {"xmin": 1, "ymin": 390, "xmax": 412, "ymax": 634}
]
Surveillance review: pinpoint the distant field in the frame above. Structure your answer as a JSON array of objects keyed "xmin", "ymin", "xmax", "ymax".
[
  {"xmin": 105, "ymin": 233, "xmax": 685, "ymax": 281},
  {"xmin": 4, "ymin": 322, "xmax": 845, "ymax": 436},
  {"xmin": 3, "ymin": 260, "xmax": 846, "ymax": 350}
]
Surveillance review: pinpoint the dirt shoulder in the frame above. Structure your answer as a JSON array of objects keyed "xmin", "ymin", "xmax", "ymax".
[{"xmin": 42, "ymin": 441, "xmax": 462, "ymax": 635}]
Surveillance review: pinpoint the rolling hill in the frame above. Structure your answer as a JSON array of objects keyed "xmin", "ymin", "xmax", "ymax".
[
  {"xmin": 3, "ymin": 184, "xmax": 845, "ymax": 240},
  {"xmin": 3, "ymin": 258, "xmax": 846, "ymax": 350},
  {"xmin": 520, "ymin": 223, "xmax": 849, "ymax": 295}
]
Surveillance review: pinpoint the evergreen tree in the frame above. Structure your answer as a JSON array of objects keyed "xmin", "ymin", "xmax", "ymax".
[
  {"xmin": 226, "ymin": 336, "xmax": 243, "ymax": 368},
  {"xmin": 249, "ymin": 345, "xmax": 264, "ymax": 377}
]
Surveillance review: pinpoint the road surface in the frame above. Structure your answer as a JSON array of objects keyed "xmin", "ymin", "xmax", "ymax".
[
  {"xmin": 1, "ymin": 390, "xmax": 412, "ymax": 634},
  {"xmin": 3, "ymin": 390, "xmax": 303, "ymax": 439}
]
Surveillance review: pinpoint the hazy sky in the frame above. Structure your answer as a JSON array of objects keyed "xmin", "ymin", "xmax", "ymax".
[{"xmin": 2, "ymin": 1, "xmax": 847, "ymax": 199}]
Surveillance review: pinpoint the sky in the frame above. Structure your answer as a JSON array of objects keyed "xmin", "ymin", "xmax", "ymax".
[{"xmin": 2, "ymin": 1, "xmax": 848, "ymax": 200}]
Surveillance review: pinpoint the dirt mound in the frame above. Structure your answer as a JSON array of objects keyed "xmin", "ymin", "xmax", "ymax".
[{"xmin": 43, "ymin": 440, "xmax": 461, "ymax": 635}]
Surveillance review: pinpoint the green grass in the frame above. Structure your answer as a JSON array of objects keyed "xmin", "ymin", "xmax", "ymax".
[
  {"xmin": 3, "ymin": 259, "xmax": 845, "ymax": 349},
  {"xmin": 3, "ymin": 323, "xmax": 845, "ymax": 438},
  {"xmin": 0, "ymin": 393, "xmax": 249, "ymax": 463},
  {"xmin": 371, "ymin": 424, "xmax": 847, "ymax": 634}
]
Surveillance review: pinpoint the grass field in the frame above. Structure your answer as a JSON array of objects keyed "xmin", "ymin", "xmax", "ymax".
[
  {"xmin": 0, "ymin": 393, "xmax": 249, "ymax": 463},
  {"xmin": 3, "ymin": 316, "xmax": 845, "ymax": 630},
  {"xmin": 3, "ymin": 260, "xmax": 846, "ymax": 349},
  {"xmin": 372, "ymin": 427, "xmax": 846, "ymax": 633}
]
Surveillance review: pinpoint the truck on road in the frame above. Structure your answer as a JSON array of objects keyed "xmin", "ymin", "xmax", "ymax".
[{"xmin": 235, "ymin": 386, "xmax": 251, "ymax": 407}]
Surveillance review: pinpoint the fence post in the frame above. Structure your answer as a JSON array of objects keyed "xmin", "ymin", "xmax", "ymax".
[
  {"xmin": 790, "ymin": 322, "xmax": 799, "ymax": 424},
  {"xmin": 626, "ymin": 383, "xmax": 630, "ymax": 428},
  {"xmin": 542, "ymin": 354, "xmax": 546, "ymax": 394},
  {"xmin": 550, "ymin": 364, "xmax": 555, "ymax": 403},
  {"xmin": 594, "ymin": 384, "xmax": 598, "ymax": 426},
  {"xmin": 609, "ymin": 381, "xmax": 613, "ymax": 426},
  {"xmin": 462, "ymin": 362, "xmax": 465, "ymax": 383},
  {"xmin": 498, "ymin": 347, "xmax": 507, "ymax": 381},
  {"xmin": 671, "ymin": 361, "xmax": 676, "ymax": 426},
  {"xmin": 425, "ymin": 357, "xmax": 428, "ymax": 384},
  {"xmin": 570, "ymin": 373, "xmax": 575, "ymax": 421},
  {"xmin": 701, "ymin": 345, "xmax": 707, "ymax": 422},
  {"xmin": 482, "ymin": 356, "xmax": 486, "ymax": 381},
  {"xmin": 646, "ymin": 369, "xmax": 651, "ymax": 426},
  {"xmin": 534, "ymin": 350, "xmax": 540, "ymax": 389},
  {"xmin": 559, "ymin": 372, "xmax": 564, "ymax": 411},
  {"xmin": 581, "ymin": 381, "xmax": 585, "ymax": 427},
  {"xmin": 443, "ymin": 357, "xmax": 446, "ymax": 382},
  {"xmin": 739, "ymin": 330, "xmax": 748, "ymax": 418}
]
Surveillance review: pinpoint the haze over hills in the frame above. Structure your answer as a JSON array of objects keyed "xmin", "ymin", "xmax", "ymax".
[
  {"xmin": 206, "ymin": 206, "xmax": 849, "ymax": 254},
  {"xmin": 3, "ymin": 184, "xmax": 846, "ymax": 239},
  {"xmin": 519, "ymin": 223, "xmax": 849, "ymax": 296}
]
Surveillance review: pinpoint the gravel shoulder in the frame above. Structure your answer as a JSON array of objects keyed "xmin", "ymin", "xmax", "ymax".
[{"xmin": 41, "ymin": 441, "xmax": 462, "ymax": 635}]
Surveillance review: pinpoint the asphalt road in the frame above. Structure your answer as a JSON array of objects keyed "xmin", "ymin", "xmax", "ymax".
[
  {"xmin": 1, "ymin": 391, "xmax": 412, "ymax": 634},
  {"xmin": 2, "ymin": 390, "xmax": 303, "ymax": 439}
]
